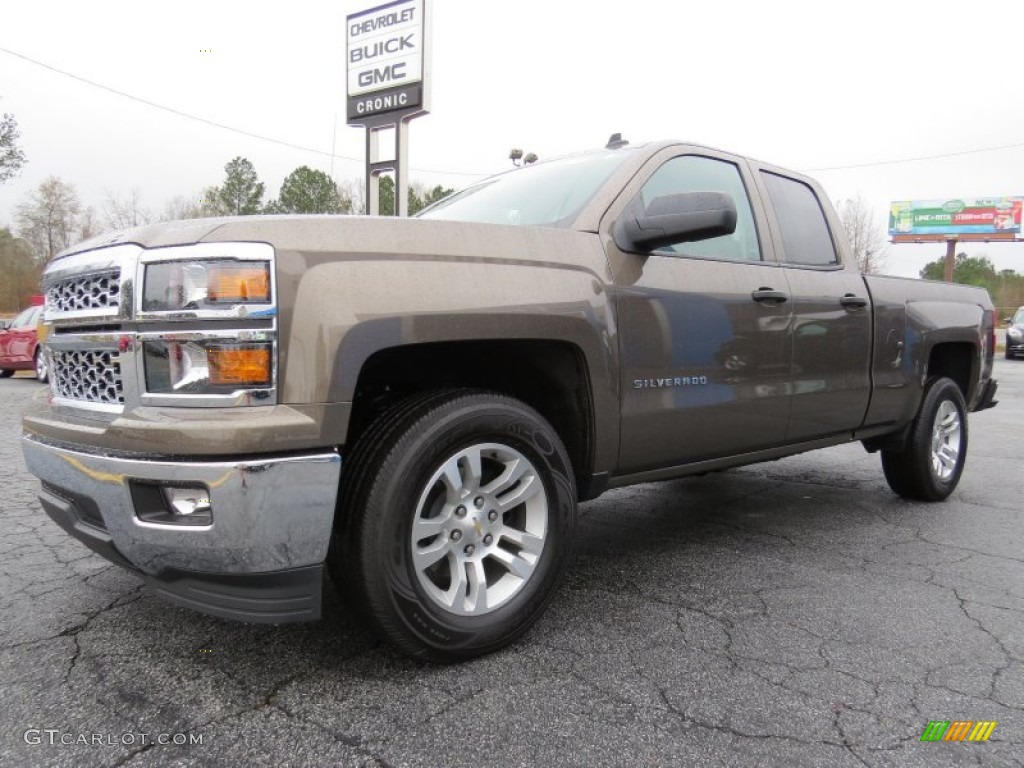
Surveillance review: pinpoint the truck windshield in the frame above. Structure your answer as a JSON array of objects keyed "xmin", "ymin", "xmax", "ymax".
[{"xmin": 417, "ymin": 149, "xmax": 634, "ymax": 228}]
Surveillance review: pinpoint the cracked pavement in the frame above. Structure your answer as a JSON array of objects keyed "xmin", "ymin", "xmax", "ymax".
[{"xmin": 1, "ymin": 362, "xmax": 1022, "ymax": 767}]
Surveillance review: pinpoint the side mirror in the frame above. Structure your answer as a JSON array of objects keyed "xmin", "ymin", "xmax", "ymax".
[
  {"xmin": 614, "ymin": 191, "xmax": 737, "ymax": 253},
  {"xmin": 1005, "ymin": 318, "xmax": 1013, "ymax": 325},
  {"xmin": 0, "ymin": 319, "xmax": 9, "ymax": 331}
]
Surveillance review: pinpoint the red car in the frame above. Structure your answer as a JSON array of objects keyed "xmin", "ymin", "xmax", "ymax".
[{"xmin": 0, "ymin": 302, "xmax": 48, "ymax": 382}]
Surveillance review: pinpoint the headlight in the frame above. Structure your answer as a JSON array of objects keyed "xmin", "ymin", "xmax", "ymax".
[
  {"xmin": 144, "ymin": 340, "xmax": 273, "ymax": 394},
  {"xmin": 137, "ymin": 244, "xmax": 277, "ymax": 405},
  {"xmin": 1009, "ymin": 327, "xmax": 1023, "ymax": 340},
  {"xmin": 142, "ymin": 260, "xmax": 271, "ymax": 312}
]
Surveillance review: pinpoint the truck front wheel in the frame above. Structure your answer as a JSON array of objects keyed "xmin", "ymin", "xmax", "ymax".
[
  {"xmin": 881, "ymin": 376, "xmax": 968, "ymax": 501},
  {"xmin": 331, "ymin": 391, "xmax": 577, "ymax": 662},
  {"xmin": 35, "ymin": 349, "xmax": 48, "ymax": 383}
]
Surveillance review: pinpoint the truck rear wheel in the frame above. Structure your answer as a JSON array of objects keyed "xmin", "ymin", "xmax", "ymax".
[
  {"xmin": 331, "ymin": 391, "xmax": 576, "ymax": 662},
  {"xmin": 881, "ymin": 377, "xmax": 967, "ymax": 501}
]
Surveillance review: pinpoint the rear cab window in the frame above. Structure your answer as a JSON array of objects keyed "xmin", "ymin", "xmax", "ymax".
[{"xmin": 760, "ymin": 172, "xmax": 839, "ymax": 267}]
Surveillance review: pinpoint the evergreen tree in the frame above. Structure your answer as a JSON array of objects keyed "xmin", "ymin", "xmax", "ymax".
[{"xmin": 216, "ymin": 157, "xmax": 265, "ymax": 215}]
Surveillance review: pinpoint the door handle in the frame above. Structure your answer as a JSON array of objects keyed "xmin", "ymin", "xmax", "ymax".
[
  {"xmin": 840, "ymin": 294, "xmax": 868, "ymax": 309},
  {"xmin": 751, "ymin": 288, "xmax": 788, "ymax": 304}
]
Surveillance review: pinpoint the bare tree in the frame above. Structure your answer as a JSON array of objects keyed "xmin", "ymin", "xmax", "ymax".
[
  {"xmin": 837, "ymin": 196, "xmax": 887, "ymax": 274},
  {"xmin": 338, "ymin": 178, "xmax": 364, "ymax": 215},
  {"xmin": 15, "ymin": 176, "xmax": 82, "ymax": 264},
  {"xmin": 198, "ymin": 186, "xmax": 228, "ymax": 217},
  {"xmin": 103, "ymin": 188, "xmax": 150, "ymax": 230},
  {"xmin": 161, "ymin": 188, "xmax": 235, "ymax": 221},
  {"xmin": 77, "ymin": 206, "xmax": 102, "ymax": 242},
  {"xmin": 161, "ymin": 195, "xmax": 203, "ymax": 221}
]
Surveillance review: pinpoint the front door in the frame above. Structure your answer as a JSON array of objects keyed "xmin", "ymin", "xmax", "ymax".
[{"xmin": 609, "ymin": 151, "xmax": 793, "ymax": 475}]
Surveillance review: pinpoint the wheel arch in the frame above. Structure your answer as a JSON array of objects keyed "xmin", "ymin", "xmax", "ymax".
[
  {"xmin": 926, "ymin": 341, "xmax": 975, "ymax": 403},
  {"xmin": 863, "ymin": 339, "xmax": 976, "ymax": 456},
  {"xmin": 344, "ymin": 338, "xmax": 603, "ymax": 500}
]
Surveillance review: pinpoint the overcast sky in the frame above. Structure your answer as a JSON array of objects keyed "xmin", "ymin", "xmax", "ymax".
[{"xmin": 2, "ymin": 0, "xmax": 1023, "ymax": 278}]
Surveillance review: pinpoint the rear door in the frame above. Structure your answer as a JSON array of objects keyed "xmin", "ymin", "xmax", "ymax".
[
  {"xmin": 755, "ymin": 169, "xmax": 872, "ymax": 441},
  {"xmin": 606, "ymin": 148, "xmax": 794, "ymax": 474}
]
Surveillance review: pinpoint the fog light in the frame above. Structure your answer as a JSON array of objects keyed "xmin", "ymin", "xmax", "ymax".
[
  {"xmin": 164, "ymin": 487, "xmax": 213, "ymax": 518},
  {"xmin": 131, "ymin": 482, "xmax": 213, "ymax": 526}
]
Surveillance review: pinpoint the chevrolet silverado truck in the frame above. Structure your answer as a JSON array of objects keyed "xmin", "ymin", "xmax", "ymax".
[{"xmin": 22, "ymin": 140, "xmax": 998, "ymax": 662}]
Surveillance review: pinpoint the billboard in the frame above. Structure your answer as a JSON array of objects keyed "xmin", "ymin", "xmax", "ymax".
[
  {"xmin": 889, "ymin": 197, "xmax": 1023, "ymax": 237},
  {"xmin": 346, "ymin": 0, "xmax": 429, "ymax": 123}
]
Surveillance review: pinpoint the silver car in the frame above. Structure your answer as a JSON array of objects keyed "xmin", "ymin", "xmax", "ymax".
[{"xmin": 1006, "ymin": 306, "xmax": 1024, "ymax": 359}]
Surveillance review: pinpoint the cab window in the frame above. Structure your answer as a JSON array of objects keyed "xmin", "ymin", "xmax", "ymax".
[
  {"xmin": 639, "ymin": 155, "xmax": 761, "ymax": 262},
  {"xmin": 761, "ymin": 172, "xmax": 839, "ymax": 266}
]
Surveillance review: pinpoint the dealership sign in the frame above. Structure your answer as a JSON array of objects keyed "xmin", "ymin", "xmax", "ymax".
[
  {"xmin": 889, "ymin": 197, "xmax": 1023, "ymax": 236},
  {"xmin": 346, "ymin": 0, "xmax": 428, "ymax": 122}
]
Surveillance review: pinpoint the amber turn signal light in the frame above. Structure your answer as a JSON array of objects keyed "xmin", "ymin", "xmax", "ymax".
[
  {"xmin": 208, "ymin": 346, "xmax": 272, "ymax": 386},
  {"xmin": 207, "ymin": 264, "xmax": 270, "ymax": 303}
]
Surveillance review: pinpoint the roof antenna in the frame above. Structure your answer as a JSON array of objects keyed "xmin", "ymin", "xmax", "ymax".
[{"xmin": 606, "ymin": 133, "xmax": 628, "ymax": 149}]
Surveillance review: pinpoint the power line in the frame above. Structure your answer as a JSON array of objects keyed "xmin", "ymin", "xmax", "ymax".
[
  {"xmin": 0, "ymin": 46, "xmax": 487, "ymax": 178},
  {"xmin": 7, "ymin": 45, "xmax": 1020, "ymax": 177},
  {"xmin": 803, "ymin": 140, "xmax": 1024, "ymax": 172}
]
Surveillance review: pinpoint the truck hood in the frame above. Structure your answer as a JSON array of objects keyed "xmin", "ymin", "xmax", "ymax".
[
  {"xmin": 56, "ymin": 215, "xmax": 606, "ymax": 274},
  {"xmin": 56, "ymin": 218, "xmax": 231, "ymax": 256}
]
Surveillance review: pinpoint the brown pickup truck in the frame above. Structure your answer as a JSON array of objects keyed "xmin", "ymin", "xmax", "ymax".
[{"xmin": 22, "ymin": 140, "xmax": 998, "ymax": 661}]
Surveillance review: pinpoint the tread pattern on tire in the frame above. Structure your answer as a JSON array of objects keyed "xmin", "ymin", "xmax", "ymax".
[
  {"xmin": 330, "ymin": 389, "xmax": 575, "ymax": 662},
  {"xmin": 881, "ymin": 376, "xmax": 967, "ymax": 502},
  {"xmin": 328, "ymin": 389, "xmax": 461, "ymax": 613}
]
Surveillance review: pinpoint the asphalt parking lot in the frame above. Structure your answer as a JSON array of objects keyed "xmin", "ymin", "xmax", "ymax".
[{"xmin": 1, "ymin": 362, "xmax": 1022, "ymax": 768}]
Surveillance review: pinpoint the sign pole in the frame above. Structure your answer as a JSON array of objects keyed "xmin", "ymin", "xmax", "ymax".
[
  {"xmin": 396, "ymin": 120, "xmax": 410, "ymax": 217},
  {"xmin": 944, "ymin": 238, "xmax": 957, "ymax": 282},
  {"xmin": 365, "ymin": 127, "xmax": 380, "ymax": 216},
  {"xmin": 362, "ymin": 118, "xmax": 412, "ymax": 217},
  {"xmin": 346, "ymin": 0, "xmax": 430, "ymax": 217}
]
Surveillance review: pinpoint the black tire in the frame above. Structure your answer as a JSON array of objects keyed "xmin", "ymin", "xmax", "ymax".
[
  {"xmin": 0, "ymin": 369, "xmax": 13, "ymax": 379},
  {"xmin": 330, "ymin": 390, "xmax": 576, "ymax": 662},
  {"xmin": 881, "ymin": 377, "xmax": 968, "ymax": 501},
  {"xmin": 328, "ymin": 390, "xmax": 459, "ymax": 598}
]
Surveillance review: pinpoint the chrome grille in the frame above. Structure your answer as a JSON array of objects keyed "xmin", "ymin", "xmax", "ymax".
[
  {"xmin": 46, "ymin": 271, "xmax": 121, "ymax": 314},
  {"xmin": 50, "ymin": 350, "xmax": 124, "ymax": 405}
]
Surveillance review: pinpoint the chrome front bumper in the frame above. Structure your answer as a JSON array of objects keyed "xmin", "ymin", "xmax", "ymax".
[{"xmin": 22, "ymin": 436, "xmax": 341, "ymax": 622}]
